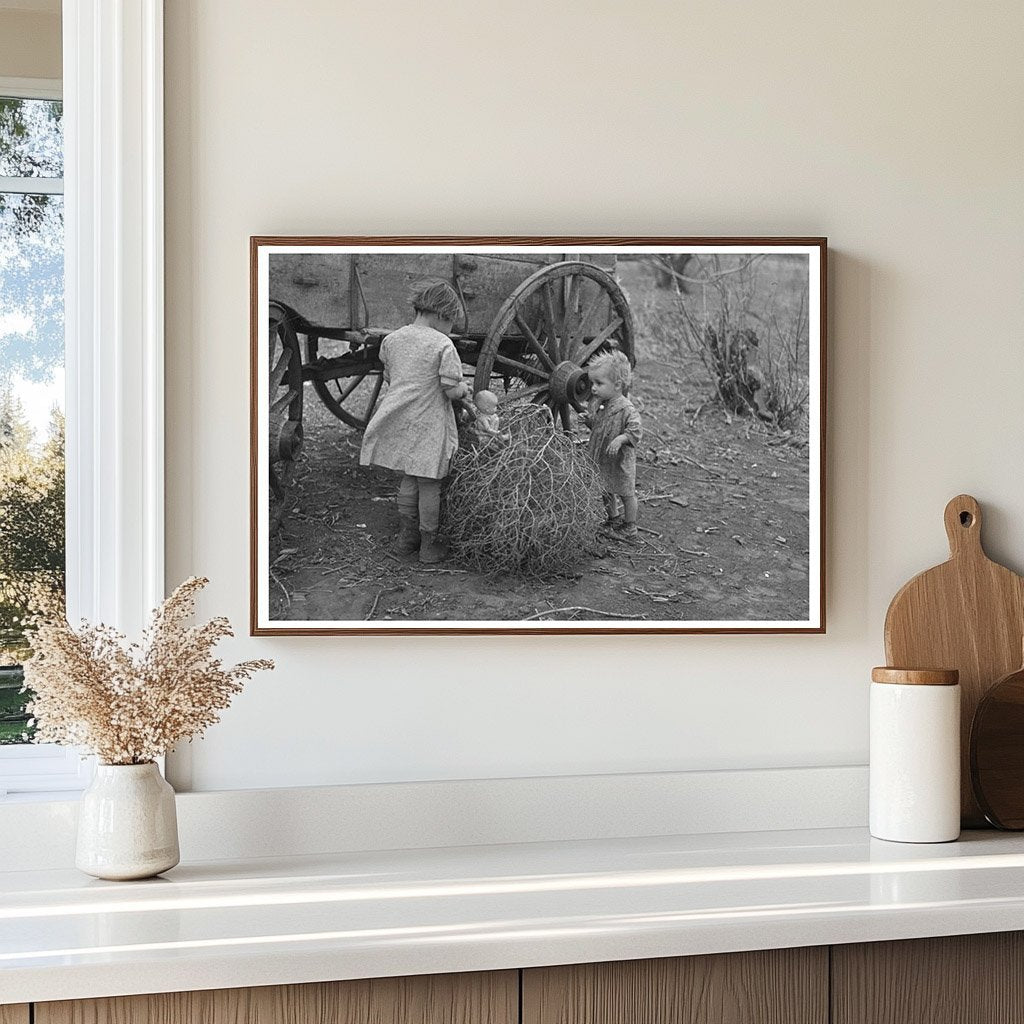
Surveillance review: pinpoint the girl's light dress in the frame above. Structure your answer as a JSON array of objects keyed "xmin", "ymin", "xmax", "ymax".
[
  {"xmin": 584, "ymin": 393, "xmax": 643, "ymax": 495},
  {"xmin": 359, "ymin": 324, "xmax": 464, "ymax": 480}
]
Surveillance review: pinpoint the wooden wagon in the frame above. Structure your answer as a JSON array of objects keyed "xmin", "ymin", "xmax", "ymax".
[{"xmin": 266, "ymin": 249, "xmax": 635, "ymax": 496}]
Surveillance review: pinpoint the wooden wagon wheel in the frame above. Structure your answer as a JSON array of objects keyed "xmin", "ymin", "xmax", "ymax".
[
  {"xmin": 268, "ymin": 302, "xmax": 304, "ymax": 500},
  {"xmin": 307, "ymin": 334, "xmax": 385, "ymax": 431},
  {"xmin": 472, "ymin": 261, "xmax": 635, "ymax": 430}
]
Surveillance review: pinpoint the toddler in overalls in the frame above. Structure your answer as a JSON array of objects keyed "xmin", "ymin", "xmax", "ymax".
[{"xmin": 580, "ymin": 350, "xmax": 643, "ymax": 538}]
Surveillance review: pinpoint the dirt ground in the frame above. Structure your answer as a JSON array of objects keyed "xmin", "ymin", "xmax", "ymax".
[{"xmin": 269, "ymin": 259, "xmax": 812, "ymax": 624}]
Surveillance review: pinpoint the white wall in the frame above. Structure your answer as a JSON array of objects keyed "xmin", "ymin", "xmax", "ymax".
[{"xmin": 163, "ymin": 1, "xmax": 1024, "ymax": 792}]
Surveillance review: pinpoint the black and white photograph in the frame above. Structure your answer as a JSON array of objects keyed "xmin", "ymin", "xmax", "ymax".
[{"xmin": 251, "ymin": 238, "xmax": 825, "ymax": 634}]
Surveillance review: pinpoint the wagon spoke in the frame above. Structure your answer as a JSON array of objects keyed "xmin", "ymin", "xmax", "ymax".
[
  {"xmin": 365, "ymin": 372, "xmax": 384, "ymax": 417},
  {"xmin": 269, "ymin": 345, "xmax": 291, "ymax": 392},
  {"xmin": 534, "ymin": 317, "xmax": 560, "ymax": 365},
  {"xmin": 497, "ymin": 383, "xmax": 546, "ymax": 406},
  {"xmin": 541, "ymin": 280, "xmax": 562, "ymax": 360},
  {"xmin": 559, "ymin": 404, "xmax": 572, "ymax": 431},
  {"xmin": 514, "ymin": 311, "xmax": 557, "ymax": 371},
  {"xmin": 563, "ymin": 273, "xmax": 581, "ymax": 361},
  {"xmin": 576, "ymin": 316, "xmax": 623, "ymax": 367},
  {"xmin": 568, "ymin": 288, "xmax": 604, "ymax": 359},
  {"xmin": 491, "ymin": 353, "xmax": 550, "ymax": 381},
  {"xmin": 270, "ymin": 386, "xmax": 302, "ymax": 417},
  {"xmin": 337, "ymin": 372, "xmax": 369, "ymax": 401}
]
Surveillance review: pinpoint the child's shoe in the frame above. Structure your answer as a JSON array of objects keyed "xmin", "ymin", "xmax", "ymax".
[
  {"xmin": 393, "ymin": 515, "xmax": 420, "ymax": 555},
  {"xmin": 612, "ymin": 521, "xmax": 638, "ymax": 539},
  {"xmin": 419, "ymin": 530, "xmax": 449, "ymax": 564}
]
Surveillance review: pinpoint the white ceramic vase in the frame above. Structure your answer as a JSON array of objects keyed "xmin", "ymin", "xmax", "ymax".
[{"xmin": 76, "ymin": 762, "xmax": 180, "ymax": 880}]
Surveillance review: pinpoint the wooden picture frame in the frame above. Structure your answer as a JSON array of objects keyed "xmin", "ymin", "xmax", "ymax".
[{"xmin": 251, "ymin": 237, "xmax": 826, "ymax": 635}]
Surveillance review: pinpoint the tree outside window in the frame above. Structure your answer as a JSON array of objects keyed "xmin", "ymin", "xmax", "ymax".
[{"xmin": 0, "ymin": 94, "xmax": 65, "ymax": 744}]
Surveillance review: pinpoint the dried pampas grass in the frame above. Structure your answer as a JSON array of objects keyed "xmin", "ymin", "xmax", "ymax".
[
  {"xmin": 444, "ymin": 404, "xmax": 601, "ymax": 578},
  {"xmin": 23, "ymin": 577, "xmax": 273, "ymax": 765}
]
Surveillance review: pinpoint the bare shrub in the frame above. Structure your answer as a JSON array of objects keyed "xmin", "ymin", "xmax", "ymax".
[{"xmin": 644, "ymin": 255, "xmax": 810, "ymax": 432}]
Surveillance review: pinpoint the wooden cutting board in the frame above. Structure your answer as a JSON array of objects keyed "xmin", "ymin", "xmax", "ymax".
[{"xmin": 884, "ymin": 494, "xmax": 1024, "ymax": 827}]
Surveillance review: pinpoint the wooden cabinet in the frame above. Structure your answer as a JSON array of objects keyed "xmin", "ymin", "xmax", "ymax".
[
  {"xmin": 34, "ymin": 972, "xmax": 517, "ymax": 1024},
  {"xmin": 522, "ymin": 948, "xmax": 828, "ymax": 1024},
  {"xmin": 832, "ymin": 932, "xmax": 1024, "ymax": 1024},
  {"xmin": 12, "ymin": 933, "xmax": 1024, "ymax": 1024}
]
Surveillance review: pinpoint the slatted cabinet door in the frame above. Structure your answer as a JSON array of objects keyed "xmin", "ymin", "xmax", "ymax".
[
  {"xmin": 522, "ymin": 949, "xmax": 828, "ymax": 1024},
  {"xmin": 832, "ymin": 933, "xmax": 1024, "ymax": 1024},
  {"xmin": 0, "ymin": 1007, "xmax": 30, "ymax": 1024},
  {"xmin": 35, "ymin": 971, "xmax": 518, "ymax": 1024}
]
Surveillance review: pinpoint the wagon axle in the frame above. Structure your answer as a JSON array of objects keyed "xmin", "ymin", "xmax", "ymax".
[{"xmin": 547, "ymin": 361, "xmax": 592, "ymax": 411}]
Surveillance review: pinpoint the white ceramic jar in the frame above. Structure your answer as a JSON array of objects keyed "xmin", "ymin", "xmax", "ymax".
[
  {"xmin": 870, "ymin": 667, "xmax": 961, "ymax": 843},
  {"xmin": 76, "ymin": 762, "xmax": 180, "ymax": 880}
]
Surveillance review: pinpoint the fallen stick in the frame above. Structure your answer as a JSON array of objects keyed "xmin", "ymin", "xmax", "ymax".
[
  {"xmin": 364, "ymin": 586, "xmax": 402, "ymax": 620},
  {"xmin": 269, "ymin": 570, "xmax": 290, "ymax": 609},
  {"xmin": 626, "ymin": 585, "xmax": 679, "ymax": 601},
  {"xmin": 678, "ymin": 453, "xmax": 728, "ymax": 477},
  {"xmin": 523, "ymin": 606, "xmax": 640, "ymax": 621}
]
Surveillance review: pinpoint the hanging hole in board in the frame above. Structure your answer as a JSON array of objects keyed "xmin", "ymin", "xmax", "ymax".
[{"xmin": 960, "ymin": 511, "xmax": 973, "ymax": 527}]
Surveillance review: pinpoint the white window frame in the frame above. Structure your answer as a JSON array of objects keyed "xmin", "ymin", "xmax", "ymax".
[{"xmin": 0, "ymin": 0, "xmax": 164, "ymax": 797}]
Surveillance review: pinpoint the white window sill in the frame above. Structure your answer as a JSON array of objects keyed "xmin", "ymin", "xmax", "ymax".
[
  {"xmin": 0, "ymin": 789, "xmax": 86, "ymax": 804},
  {"xmin": 0, "ymin": 746, "xmax": 94, "ymax": 800}
]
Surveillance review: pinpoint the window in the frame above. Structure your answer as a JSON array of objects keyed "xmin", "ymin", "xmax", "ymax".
[
  {"xmin": 0, "ymin": 78, "xmax": 83, "ymax": 795},
  {"xmin": 0, "ymin": 89, "xmax": 65, "ymax": 717}
]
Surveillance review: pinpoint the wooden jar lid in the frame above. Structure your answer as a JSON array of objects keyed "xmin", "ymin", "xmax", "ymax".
[{"xmin": 871, "ymin": 667, "xmax": 960, "ymax": 686}]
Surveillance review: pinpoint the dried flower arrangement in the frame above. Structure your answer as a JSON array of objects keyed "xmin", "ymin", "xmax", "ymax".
[{"xmin": 22, "ymin": 577, "xmax": 273, "ymax": 765}]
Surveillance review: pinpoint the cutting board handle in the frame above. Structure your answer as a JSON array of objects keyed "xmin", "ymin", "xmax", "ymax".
[{"xmin": 944, "ymin": 494, "xmax": 983, "ymax": 558}]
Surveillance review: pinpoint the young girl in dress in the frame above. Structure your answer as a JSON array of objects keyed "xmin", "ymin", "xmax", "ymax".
[
  {"xmin": 360, "ymin": 280, "xmax": 471, "ymax": 563},
  {"xmin": 581, "ymin": 350, "xmax": 643, "ymax": 538}
]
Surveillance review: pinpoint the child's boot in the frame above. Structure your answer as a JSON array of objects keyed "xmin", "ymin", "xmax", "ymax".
[
  {"xmin": 613, "ymin": 520, "xmax": 638, "ymax": 539},
  {"xmin": 419, "ymin": 530, "xmax": 448, "ymax": 564},
  {"xmin": 600, "ymin": 495, "xmax": 622, "ymax": 530},
  {"xmin": 393, "ymin": 515, "xmax": 420, "ymax": 555}
]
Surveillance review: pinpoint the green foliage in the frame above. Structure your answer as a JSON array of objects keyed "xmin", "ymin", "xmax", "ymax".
[
  {"xmin": 0, "ymin": 97, "xmax": 62, "ymax": 178},
  {"xmin": 0, "ymin": 392, "xmax": 65, "ymax": 665},
  {"xmin": 0, "ymin": 664, "xmax": 31, "ymax": 743}
]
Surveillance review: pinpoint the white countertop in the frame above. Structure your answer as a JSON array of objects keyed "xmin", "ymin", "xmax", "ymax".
[{"xmin": 4, "ymin": 826, "xmax": 1024, "ymax": 1004}]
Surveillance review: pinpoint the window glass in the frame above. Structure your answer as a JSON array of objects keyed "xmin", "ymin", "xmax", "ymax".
[
  {"xmin": 0, "ymin": 98, "xmax": 64, "ymax": 745},
  {"xmin": 0, "ymin": 98, "xmax": 63, "ymax": 178}
]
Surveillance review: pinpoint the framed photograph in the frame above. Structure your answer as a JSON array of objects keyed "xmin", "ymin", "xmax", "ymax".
[{"xmin": 251, "ymin": 237, "xmax": 826, "ymax": 635}]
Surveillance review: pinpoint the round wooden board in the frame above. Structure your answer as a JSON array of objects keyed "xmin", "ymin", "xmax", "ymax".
[{"xmin": 971, "ymin": 664, "xmax": 1024, "ymax": 829}]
